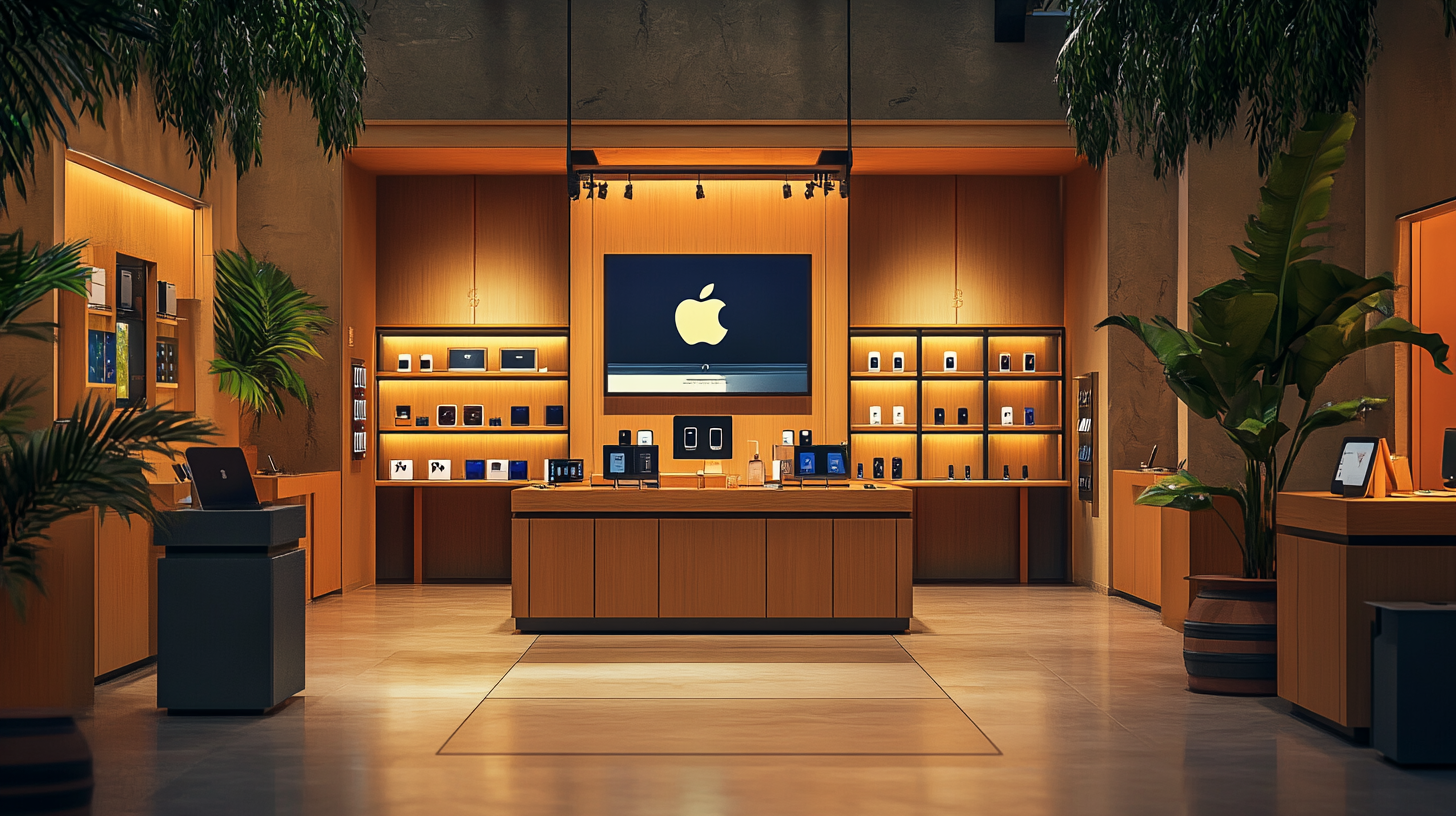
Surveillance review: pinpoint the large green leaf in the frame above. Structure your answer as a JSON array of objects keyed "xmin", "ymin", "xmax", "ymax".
[
  {"xmin": 1, "ymin": 394, "xmax": 215, "ymax": 617},
  {"xmin": 1295, "ymin": 313, "xmax": 1452, "ymax": 399},
  {"xmin": 0, "ymin": 231, "xmax": 90, "ymax": 339},
  {"xmin": 211, "ymin": 248, "xmax": 332, "ymax": 420},
  {"xmin": 1098, "ymin": 314, "xmax": 1229, "ymax": 418},
  {"xmin": 1279, "ymin": 396, "xmax": 1387, "ymax": 490},
  {"xmin": 1189, "ymin": 282, "xmax": 1278, "ymax": 393}
]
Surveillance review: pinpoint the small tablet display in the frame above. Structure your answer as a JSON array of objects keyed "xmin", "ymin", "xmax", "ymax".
[{"xmin": 1333, "ymin": 436, "xmax": 1380, "ymax": 497}]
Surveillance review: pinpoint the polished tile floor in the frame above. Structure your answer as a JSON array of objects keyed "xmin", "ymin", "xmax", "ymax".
[{"xmin": 84, "ymin": 586, "xmax": 1456, "ymax": 815}]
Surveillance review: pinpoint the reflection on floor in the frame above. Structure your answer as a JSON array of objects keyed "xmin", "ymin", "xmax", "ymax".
[{"xmin": 84, "ymin": 586, "xmax": 1456, "ymax": 815}]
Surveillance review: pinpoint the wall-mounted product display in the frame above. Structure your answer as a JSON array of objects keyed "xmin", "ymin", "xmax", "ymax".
[
  {"xmin": 545, "ymin": 459, "xmax": 585, "ymax": 483},
  {"xmin": 851, "ymin": 327, "xmax": 1065, "ymax": 480},
  {"xmin": 1074, "ymin": 372, "xmax": 1098, "ymax": 512},
  {"xmin": 374, "ymin": 328, "xmax": 569, "ymax": 481},
  {"xmin": 636, "ymin": 428, "xmax": 653, "ymax": 446},
  {"xmin": 672, "ymin": 415, "xmax": 734, "ymax": 460},
  {"xmin": 351, "ymin": 360, "xmax": 368, "ymax": 460},
  {"xmin": 428, "ymin": 459, "xmax": 451, "ymax": 480},
  {"xmin": 603, "ymin": 254, "xmax": 811, "ymax": 395}
]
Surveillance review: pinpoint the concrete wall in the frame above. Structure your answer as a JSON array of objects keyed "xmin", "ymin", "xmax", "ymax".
[
  {"xmin": 362, "ymin": 0, "xmax": 1067, "ymax": 121},
  {"xmin": 236, "ymin": 93, "xmax": 345, "ymax": 474}
]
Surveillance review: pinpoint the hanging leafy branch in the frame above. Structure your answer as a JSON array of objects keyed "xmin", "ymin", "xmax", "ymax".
[
  {"xmin": 0, "ymin": 0, "xmax": 368, "ymax": 211},
  {"xmin": 1056, "ymin": 0, "xmax": 1456, "ymax": 177}
]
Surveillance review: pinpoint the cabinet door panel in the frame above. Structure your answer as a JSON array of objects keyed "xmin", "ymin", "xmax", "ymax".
[
  {"xmin": 833, "ymin": 519, "xmax": 897, "ymax": 618},
  {"xmin": 595, "ymin": 519, "xmax": 658, "ymax": 617},
  {"xmin": 660, "ymin": 519, "xmax": 765, "ymax": 617},
  {"xmin": 528, "ymin": 519, "xmax": 594, "ymax": 617},
  {"xmin": 767, "ymin": 519, "xmax": 832, "ymax": 618}
]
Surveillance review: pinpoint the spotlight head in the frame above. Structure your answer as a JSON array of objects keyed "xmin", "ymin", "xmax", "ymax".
[
  {"xmin": 696, "ymin": 183, "xmax": 705, "ymax": 200},
  {"xmin": 823, "ymin": 179, "xmax": 835, "ymax": 193},
  {"xmin": 568, "ymin": 172, "xmax": 581, "ymax": 201},
  {"xmin": 624, "ymin": 182, "xmax": 633, "ymax": 200},
  {"xmin": 804, "ymin": 182, "xmax": 815, "ymax": 199},
  {"xmin": 598, "ymin": 182, "xmax": 608, "ymax": 199},
  {"xmin": 783, "ymin": 182, "xmax": 792, "ymax": 199},
  {"xmin": 839, "ymin": 177, "xmax": 849, "ymax": 198},
  {"xmin": 585, "ymin": 180, "xmax": 595, "ymax": 199}
]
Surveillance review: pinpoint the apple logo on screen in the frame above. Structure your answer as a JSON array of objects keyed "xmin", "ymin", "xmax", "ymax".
[{"xmin": 675, "ymin": 283, "xmax": 727, "ymax": 345}]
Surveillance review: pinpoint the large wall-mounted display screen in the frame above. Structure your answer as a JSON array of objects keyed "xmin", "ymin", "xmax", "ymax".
[{"xmin": 604, "ymin": 254, "xmax": 812, "ymax": 395}]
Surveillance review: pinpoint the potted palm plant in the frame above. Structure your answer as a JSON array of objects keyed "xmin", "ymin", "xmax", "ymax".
[
  {"xmin": 1100, "ymin": 112, "xmax": 1451, "ymax": 694},
  {"xmin": 209, "ymin": 248, "xmax": 332, "ymax": 468}
]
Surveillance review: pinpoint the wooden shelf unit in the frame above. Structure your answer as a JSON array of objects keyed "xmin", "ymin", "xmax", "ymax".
[
  {"xmin": 373, "ymin": 327, "xmax": 570, "ymax": 482},
  {"xmin": 848, "ymin": 327, "xmax": 1065, "ymax": 480}
]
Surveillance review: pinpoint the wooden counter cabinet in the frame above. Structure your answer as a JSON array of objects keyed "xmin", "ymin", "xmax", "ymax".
[{"xmin": 510, "ymin": 485, "xmax": 914, "ymax": 632}]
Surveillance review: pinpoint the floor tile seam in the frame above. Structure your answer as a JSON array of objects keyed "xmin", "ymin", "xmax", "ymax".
[
  {"xmin": 433, "ymin": 751, "xmax": 1002, "ymax": 757},
  {"xmin": 434, "ymin": 632, "xmax": 539, "ymax": 755},
  {"xmin": 474, "ymin": 695, "xmax": 950, "ymax": 700},
  {"xmin": 1023, "ymin": 652, "xmax": 1157, "ymax": 749},
  {"xmin": 890, "ymin": 634, "xmax": 1004, "ymax": 756}
]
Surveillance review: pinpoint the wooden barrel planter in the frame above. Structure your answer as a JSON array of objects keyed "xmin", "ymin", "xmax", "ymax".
[
  {"xmin": 1183, "ymin": 576, "xmax": 1277, "ymax": 696},
  {"xmin": 0, "ymin": 710, "xmax": 93, "ymax": 815}
]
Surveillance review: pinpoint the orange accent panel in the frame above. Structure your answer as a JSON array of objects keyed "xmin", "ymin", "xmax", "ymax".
[{"xmin": 1412, "ymin": 210, "xmax": 1456, "ymax": 489}]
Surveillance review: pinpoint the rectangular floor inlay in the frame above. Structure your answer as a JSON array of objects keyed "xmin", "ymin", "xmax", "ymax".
[
  {"xmin": 519, "ymin": 634, "xmax": 916, "ymax": 663},
  {"xmin": 488, "ymin": 661, "xmax": 946, "ymax": 699},
  {"xmin": 441, "ymin": 698, "xmax": 997, "ymax": 755}
]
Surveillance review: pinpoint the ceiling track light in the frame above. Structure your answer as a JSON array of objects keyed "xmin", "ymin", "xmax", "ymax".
[
  {"xmin": 783, "ymin": 175, "xmax": 792, "ymax": 199},
  {"xmin": 598, "ymin": 181, "xmax": 608, "ymax": 199},
  {"xmin": 804, "ymin": 180, "xmax": 815, "ymax": 199},
  {"xmin": 695, "ymin": 174, "xmax": 705, "ymax": 200},
  {"xmin": 624, "ymin": 173, "xmax": 633, "ymax": 200}
]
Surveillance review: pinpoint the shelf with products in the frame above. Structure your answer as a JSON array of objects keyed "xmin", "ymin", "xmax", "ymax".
[
  {"xmin": 373, "ymin": 327, "xmax": 570, "ymax": 485},
  {"xmin": 1074, "ymin": 372, "xmax": 1098, "ymax": 514},
  {"xmin": 848, "ymin": 326, "xmax": 1066, "ymax": 480}
]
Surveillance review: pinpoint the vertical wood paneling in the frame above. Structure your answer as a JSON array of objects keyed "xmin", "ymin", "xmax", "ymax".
[
  {"xmin": 896, "ymin": 518, "xmax": 914, "ymax": 618},
  {"xmin": 341, "ymin": 161, "xmax": 377, "ymax": 591},
  {"xmin": 914, "ymin": 486, "xmax": 1019, "ymax": 580},
  {"xmin": 528, "ymin": 519, "xmax": 594, "ymax": 617},
  {"xmin": 376, "ymin": 176, "xmax": 475, "ymax": 325},
  {"xmin": 577, "ymin": 179, "xmax": 845, "ymax": 478},
  {"xmin": 421, "ymin": 485, "xmax": 512, "ymax": 581},
  {"xmin": 956, "ymin": 176, "xmax": 1063, "ymax": 325},
  {"xmin": 765, "ymin": 519, "xmax": 833, "ymax": 618},
  {"xmin": 594, "ymin": 519, "xmax": 659, "ymax": 617},
  {"xmin": 833, "ymin": 519, "xmax": 897, "ymax": 618},
  {"xmin": 96, "ymin": 510, "xmax": 152, "ymax": 675},
  {"xmin": 659, "ymin": 518, "xmax": 766, "ymax": 617},
  {"xmin": 1277, "ymin": 534, "xmax": 1300, "ymax": 703},
  {"xmin": 511, "ymin": 519, "xmax": 530, "ymax": 617},
  {"xmin": 849, "ymin": 176, "xmax": 957, "ymax": 326},
  {"xmin": 474, "ymin": 176, "xmax": 570, "ymax": 326}
]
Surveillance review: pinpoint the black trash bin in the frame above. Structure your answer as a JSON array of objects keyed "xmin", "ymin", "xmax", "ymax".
[{"xmin": 1369, "ymin": 601, "xmax": 1456, "ymax": 764}]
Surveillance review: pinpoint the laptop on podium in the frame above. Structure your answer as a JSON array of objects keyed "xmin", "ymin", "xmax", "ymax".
[{"xmin": 184, "ymin": 447, "xmax": 263, "ymax": 510}]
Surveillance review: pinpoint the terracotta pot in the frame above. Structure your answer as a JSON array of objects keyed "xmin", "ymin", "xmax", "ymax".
[
  {"xmin": 1183, "ymin": 576, "xmax": 1277, "ymax": 696},
  {"xmin": 0, "ymin": 709, "xmax": 93, "ymax": 814}
]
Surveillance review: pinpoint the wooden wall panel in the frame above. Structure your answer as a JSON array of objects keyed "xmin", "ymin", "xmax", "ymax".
[
  {"xmin": 1294, "ymin": 536, "xmax": 1345, "ymax": 723},
  {"xmin": 528, "ymin": 519, "xmax": 594, "ymax": 617},
  {"xmin": 511, "ymin": 518, "xmax": 530, "ymax": 617},
  {"xmin": 0, "ymin": 512, "xmax": 95, "ymax": 708},
  {"xmin": 96, "ymin": 510, "xmax": 152, "ymax": 675},
  {"xmin": 64, "ymin": 162, "xmax": 194, "ymax": 297},
  {"xmin": 421, "ymin": 485, "xmax": 512, "ymax": 581},
  {"xmin": 956, "ymin": 176, "xmax": 1064, "ymax": 325},
  {"xmin": 914, "ymin": 486, "xmax": 1019, "ymax": 580},
  {"xmin": 896, "ymin": 518, "xmax": 914, "ymax": 617},
  {"xmin": 921, "ymin": 434, "xmax": 985, "ymax": 481},
  {"xmin": 574, "ymin": 179, "xmax": 845, "ymax": 478},
  {"xmin": 766, "ymin": 519, "xmax": 833, "ymax": 618},
  {"xmin": 833, "ymin": 519, "xmax": 897, "ymax": 617},
  {"xmin": 474, "ymin": 176, "xmax": 570, "ymax": 326},
  {"xmin": 659, "ymin": 518, "xmax": 766, "ymax": 617},
  {"xmin": 850, "ymin": 176, "xmax": 957, "ymax": 326},
  {"xmin": 376, "ymin": 176, "xmax": 475, "ymax": 325},
  {"xmin": 594, "ymin": 519, "xmax": 659, "ymax": 617},
  {"xmin": 341, "ymin": 161, "xmax": 377, "ymax": 592},
  {"xmin": 374, "ymin": 486, "xmax": 415, "ymax": 582}
]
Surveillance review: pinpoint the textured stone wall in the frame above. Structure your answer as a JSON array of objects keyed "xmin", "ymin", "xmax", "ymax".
[{"xmin": 361, "ymin": 0, "xmax": 1067, "ymax": 121}]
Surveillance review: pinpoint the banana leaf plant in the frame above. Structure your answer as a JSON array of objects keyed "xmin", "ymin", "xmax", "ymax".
[
  {"xmin": 210, "ymin": 248, "xmax": 332, "ymax": 425},
  {"xmin": 0, "ymin": 234, "xmax": 215, "ymax": 618},
  {"xmin": 1099, "ymin": 112, "xmax": 1451, "ymax": 579}
]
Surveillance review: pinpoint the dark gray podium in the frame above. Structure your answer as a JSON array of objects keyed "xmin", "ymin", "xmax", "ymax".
[{"xmin": 156, "ymin": 506, "xmax": 307, "ymax": 714}]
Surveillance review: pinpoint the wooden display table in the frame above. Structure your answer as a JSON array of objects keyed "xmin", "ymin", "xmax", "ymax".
[
  {"xmin": 510, "ymin": 484, "xmax": 913, "ymax": 632},
  {"xmin": 255, "ymin": 472, "xmax": 341, "ymax": 600},
  {"xmin": 1278, "ymin": 491, "xmax": 1456, "ymax": 737}
]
